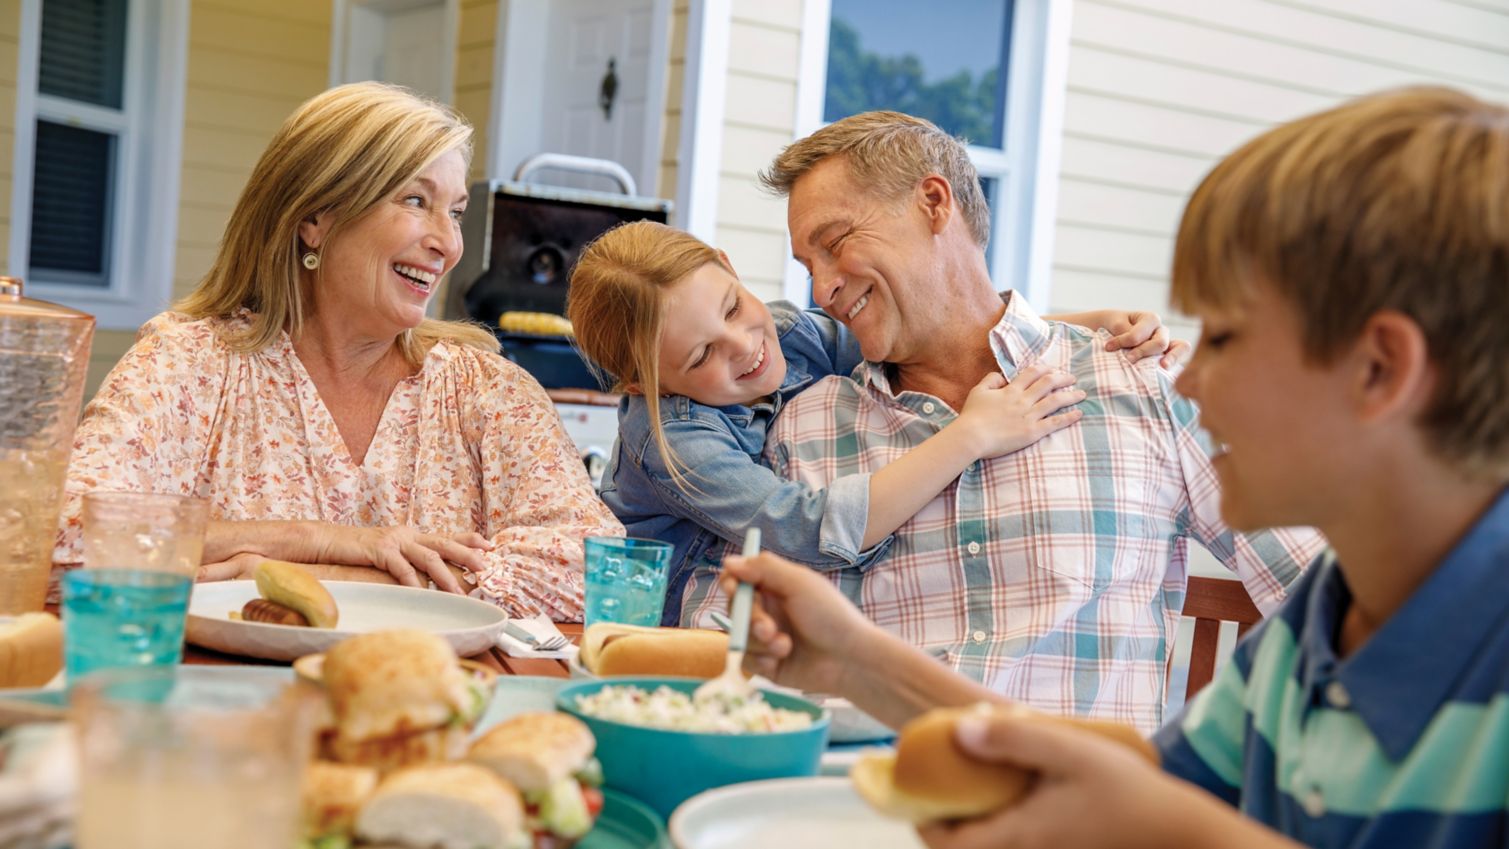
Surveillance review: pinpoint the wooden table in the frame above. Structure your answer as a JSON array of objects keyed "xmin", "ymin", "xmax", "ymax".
[{"xmin": 181, "ymin": 623, "xmax": 583, "ymax": 678}]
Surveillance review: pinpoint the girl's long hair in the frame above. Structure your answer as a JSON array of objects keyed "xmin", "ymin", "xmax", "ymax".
[{"xmin": 568, "ymin": 221, "xmax": 730, "ymax": 491}]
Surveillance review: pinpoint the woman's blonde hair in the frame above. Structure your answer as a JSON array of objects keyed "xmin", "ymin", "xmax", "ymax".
[
  {"xmin": 568, "ymin": 220, "xmax": 729, "ymax": 491},
  {"xmin": 176, "ymin": 81, "xmax": 497, "ymax": 362},
  {"xmin": 1172, "ymin": 86, "xmax": 1509, "ymax": 478}
]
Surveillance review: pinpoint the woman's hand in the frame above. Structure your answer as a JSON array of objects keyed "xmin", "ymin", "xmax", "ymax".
[
  {"xmin": 719, "ymin": 553, "xmax": 883, "ymax": 695},
  {"xmin": 1100, "ymin": 311, "xmax": 1190, "ymax": 367},
  {"xmin": 197, "ymin": 551, "xmax": 264, "ymax": 582},
  {"xmin": 953, "ymin": 366, "xmax": 1084, "ymax": 459},
  {"xmin": 319, "ymin": 526, "xmax": 494, "ymax": 594},
  {"xmin": 917, "ymin": 715, "xmax": 1298, "ymax": 849}
]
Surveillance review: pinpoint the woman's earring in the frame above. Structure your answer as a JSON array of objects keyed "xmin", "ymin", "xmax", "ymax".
[{"xmin": 302, "ymin": 251, "xmax": 320, "ymax": 270}]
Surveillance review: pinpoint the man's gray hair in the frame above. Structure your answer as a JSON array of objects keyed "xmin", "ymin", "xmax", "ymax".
[{"xmin": 759, "ymin": 110, "xmax": 990, "ymax": 249}]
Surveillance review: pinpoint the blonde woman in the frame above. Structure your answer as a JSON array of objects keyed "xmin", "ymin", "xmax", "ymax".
[{"xmin": 55, "ymin": 83, "xmax": 622, "ymax": 619}]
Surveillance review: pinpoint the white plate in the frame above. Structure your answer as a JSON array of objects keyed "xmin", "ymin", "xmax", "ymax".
[
  {"xmin": 670, "ymin": 776, "xmax": 922, "ymax": 849},
  {"xmin": 185, "ymin": 581, "xmax": 508, "ymax": 661}
]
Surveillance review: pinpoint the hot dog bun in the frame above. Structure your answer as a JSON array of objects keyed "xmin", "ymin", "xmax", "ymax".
[
  {"xmin": 579, "ymin": 623, "xmax": 729, "ymax": 679},
  {"xmin": 0, "ymin": 612, "xmax": 63, "ymax": 688},
  {"xmin": 852, "ymin": 705, "xmax": 1157, "ymax": 823},
  {"xmin": 253, "ymin": 560, "xmax": 339, "ymax": 628}
]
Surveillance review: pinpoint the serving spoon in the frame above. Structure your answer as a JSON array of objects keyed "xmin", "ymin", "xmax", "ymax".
[{"xmin": 693, "ymin": 528, "xmax": 760, "ymax": 703}]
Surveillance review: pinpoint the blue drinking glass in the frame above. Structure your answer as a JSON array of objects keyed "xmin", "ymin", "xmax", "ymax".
[
  {"xmin": 583, "ymin": 536, "xmax": 674, "ymax": 627},
  {"xmin": 62, "ymin": 569, "xmax": 193, "ymax": 680}
]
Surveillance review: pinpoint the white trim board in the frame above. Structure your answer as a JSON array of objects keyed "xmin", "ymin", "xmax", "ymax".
[{"xmin": 674, "ymin": 0, "xmax": 731, "ymax": 241}]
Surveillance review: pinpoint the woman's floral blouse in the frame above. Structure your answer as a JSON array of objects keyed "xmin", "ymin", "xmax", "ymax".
[{"xmin": 55, "ymin": 312, "xmax": 623, "ymax": 620}]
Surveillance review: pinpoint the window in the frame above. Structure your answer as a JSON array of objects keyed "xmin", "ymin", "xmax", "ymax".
[
  {"xmin": 9, "ymin": 0, "xmax": 189, "ymax": 329},
  {"xmin": 787, "ymin": 0, "xmax": 1067, "ymax": 308}
]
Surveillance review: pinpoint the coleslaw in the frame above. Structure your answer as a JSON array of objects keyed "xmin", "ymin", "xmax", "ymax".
[{"xmin": 574, "ymin": 685, "xmax": 813, "ymax": 734}]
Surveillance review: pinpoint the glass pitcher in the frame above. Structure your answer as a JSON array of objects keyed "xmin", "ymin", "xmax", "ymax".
[{"xmin": 0, "ymin": 276, "xmax": 94, "ymax": 614}]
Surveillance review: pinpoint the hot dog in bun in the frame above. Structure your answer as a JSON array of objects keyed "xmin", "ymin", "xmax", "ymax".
[
  {"xmin": 579, "ymin": 623, "xmax": 729, "ymax": 679},
  {"xmin": 852, "ymin": 704, "xmax": 1157, "ymax": 823}
]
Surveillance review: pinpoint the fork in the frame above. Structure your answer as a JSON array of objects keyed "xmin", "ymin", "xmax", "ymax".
[
  {"xmin": 693, "ymin": 529, "xmax": 760, "ymax": 703},
  {"xmin": 503, "ymin": 618, "xmax": 569, "ymax": 651}
]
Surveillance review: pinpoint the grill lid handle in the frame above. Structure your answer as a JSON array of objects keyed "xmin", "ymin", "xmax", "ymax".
[{"xmin": 512, "ymin": 153, "xmax": 638, "ymax": 197}]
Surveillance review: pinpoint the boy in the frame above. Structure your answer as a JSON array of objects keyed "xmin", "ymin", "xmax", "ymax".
[{"xmin": 723, "ymin": 86, "xmax": 1509, "ymax": 849}]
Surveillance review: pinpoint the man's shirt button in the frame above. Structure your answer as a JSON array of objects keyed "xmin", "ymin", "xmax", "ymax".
[
  {"xmin": 967, "ymin": 541, "xmax": 981, "ymax": 555},
  {"xmin": 922, "ymin": 402, "xmax": 936, "ymax": 414},
  {"xmin": 1302, "ymin": 788, "xmax": 1326, "ymax": 818},
  {"xmin": 1325, "ymin": 681, "xmax": 1351, "ymax": 709},
  {"xmin": 972, "ymin": 630, "xmax": 988, "ymax": 643}
]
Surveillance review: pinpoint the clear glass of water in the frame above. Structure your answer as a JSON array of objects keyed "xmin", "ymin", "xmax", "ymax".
[
  {"xmin": 63, "ymin": 492, "xmax": 209, "ymax": 679},
  {"xmin": 71, "ymin": 666, "xmax": 318, "ymax": 849},
  {"xmin": 583, "ymin": 536, "xmax": 674, "ymax": 627}
]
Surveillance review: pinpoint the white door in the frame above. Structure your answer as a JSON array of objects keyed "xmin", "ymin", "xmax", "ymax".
[
  {"xmin": 535, "ymin": 0, "xmax": 656, "ymax": 193},
  {"xmin": 335, "ymin": 0, "xmax": 456, "ymax": 105}
]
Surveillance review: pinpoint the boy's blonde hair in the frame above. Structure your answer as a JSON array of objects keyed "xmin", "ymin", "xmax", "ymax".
[
  {"xmin": 176, "ymin": 81, "xmax": 497, "ymax": 363},
  {"xmin": 568, "ymin": 221, "xmax": 730, "ymax": 491},
  {"xmin": 1172, "ymin": 86, "xmax": 1509, "ymax": 478},
  {"xmin": 760, "ymin": 110, "xmax": 991, "ymax": 250}
]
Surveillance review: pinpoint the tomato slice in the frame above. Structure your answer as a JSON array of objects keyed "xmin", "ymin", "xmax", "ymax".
[{"xmin": 583, "ymin": 785, "xmax": 605, "ymax": 818}]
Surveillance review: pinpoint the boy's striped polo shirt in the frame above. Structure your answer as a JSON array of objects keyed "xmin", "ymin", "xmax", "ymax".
[{"xmin": 1155, "ymin": 489, "xmax": 1509, "ymax": 849}]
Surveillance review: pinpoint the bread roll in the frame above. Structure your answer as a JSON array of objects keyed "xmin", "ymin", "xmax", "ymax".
[
  {"xmin": 356, "ymin": 763, "xmax": 524, "ymax": 849},
  {"xmin": 0, "ymin": 612, "xmax": 63, "ymax": 688},
  {"xmin": 468, "ymin": 712, "xmax": 595, "ymax": 792},
  {"xmin": 580, "ymin": 623, "xmax": 729, "ymax": 678},
  {"xmin": 253, "ymin": 560, "xmax": 339, "ymax": 628},
  {"xmin": 852, "ymin": 705, "xmax": 1158, "ymax": 823}
]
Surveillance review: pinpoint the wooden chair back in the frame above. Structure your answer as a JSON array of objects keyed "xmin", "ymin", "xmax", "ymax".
[{"xmin": 1178, "ymin": 577, "xmax": 1263, "ymax": 700}]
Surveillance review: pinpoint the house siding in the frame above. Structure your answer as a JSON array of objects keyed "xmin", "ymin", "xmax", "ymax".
[
  {"xmin": 1048, "ymin": 0, "xmax": 1509, "ymax": 339},
  {"xmin": 715, "ymin": 1, "xmax": 803, "ymax": 303}
]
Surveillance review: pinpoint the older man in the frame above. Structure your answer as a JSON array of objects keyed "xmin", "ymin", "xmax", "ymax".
[{"xmin": 683, "ymin": 111, "xmax": 1323, "ymax": 732}]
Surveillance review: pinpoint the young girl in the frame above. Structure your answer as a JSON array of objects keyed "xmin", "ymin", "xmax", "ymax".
[{"xmin": 568, "ymin": 221, "xmax": 1177, "ymax": 625}]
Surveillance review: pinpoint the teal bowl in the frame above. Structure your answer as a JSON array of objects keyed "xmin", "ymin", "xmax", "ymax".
[{"xmin": 556, "ymin": 676, "xmax": 830, "ymax": 819}]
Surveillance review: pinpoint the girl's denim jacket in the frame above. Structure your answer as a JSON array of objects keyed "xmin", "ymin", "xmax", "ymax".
[{"xmin": 600, "ymin": 301, "xmax": 894, "ymax": 625}]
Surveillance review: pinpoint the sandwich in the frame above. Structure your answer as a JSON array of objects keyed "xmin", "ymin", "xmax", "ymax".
[
  {"xmin": 240, "ymin": 560, "xmax": 340, "ymax": 628},
  {"xmin": 320, "ymin": 630, "xmax": 490, "ymax": 772},
  {"xmin": 354, "ymin": 763, "xmax": 529, "ymax": 849},
  {"xmin": 579, "ymin": 623, "xmax": 729, "ymax": 678},
  {"xmin": 468, "ymin": 712, "xmax": 604, "ymax": 847},
  {"xmin": 851, "ymin": 704, "xmax": 1158, "ymax": 823}
]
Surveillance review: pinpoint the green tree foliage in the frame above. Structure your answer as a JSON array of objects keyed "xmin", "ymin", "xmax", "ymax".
[{"xmin": 823, "ymin": 18, "xmax": 1001, "ymax": 145}]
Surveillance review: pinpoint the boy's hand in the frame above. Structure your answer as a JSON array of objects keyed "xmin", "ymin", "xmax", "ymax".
[
  {"xmin": 954, "ymin": 365, "xmax": 1084, "ymax": 459},
  {"xmin": 917, "ymin": 715, "xmax": 1295, "ymax": 849},
  {"xmin": 1101, "ymin": 311, "xmax": 1191, "ymax": 367},
  {"xmin": 718, "ymin": 552, "xmax": 882, "ymax": 695}
]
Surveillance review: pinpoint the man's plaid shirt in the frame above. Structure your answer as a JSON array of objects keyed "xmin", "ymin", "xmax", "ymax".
[{"xmin": 684, "ymin": 294, "xmax": 1324, "ymax": 732}]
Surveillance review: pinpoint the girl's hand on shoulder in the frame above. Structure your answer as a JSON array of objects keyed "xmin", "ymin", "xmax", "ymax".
[
  {"xmin": 1101, "ymin": 311, "xmax": 1191, "ymax": 368},
  {"xmin": 955, "ymin": 365, "xmax": 1084, "ymax": 459}
]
